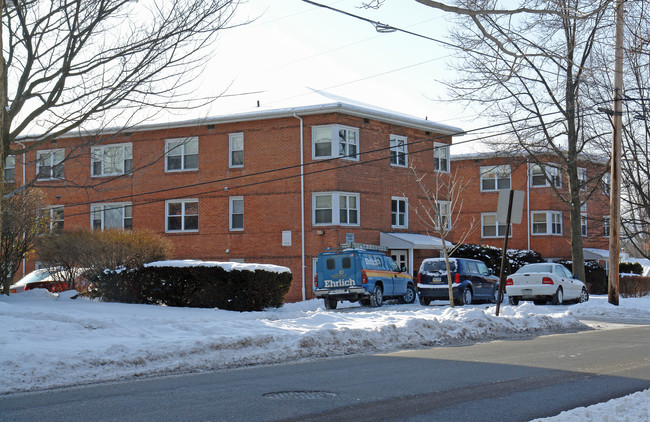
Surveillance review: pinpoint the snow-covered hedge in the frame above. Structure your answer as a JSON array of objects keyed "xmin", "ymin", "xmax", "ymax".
[{"xmin": 450, "ymin": 244, "xmax": 544, "ymax": 274}]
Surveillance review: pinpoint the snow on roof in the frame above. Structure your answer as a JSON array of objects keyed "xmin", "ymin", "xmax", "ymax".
[{"xmin": 145, "ymin": 260, "xmax": 291, "ymax": 274}]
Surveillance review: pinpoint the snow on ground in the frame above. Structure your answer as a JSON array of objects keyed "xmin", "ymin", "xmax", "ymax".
[{"xmin": 1, "ymin": 292, "xmax": 649, "ymax": 420}]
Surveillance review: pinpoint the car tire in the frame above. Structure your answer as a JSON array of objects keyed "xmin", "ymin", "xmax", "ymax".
[
  {"xmin": 491, "ymin": 287, "xmax": 504, "ymax": 304},
  {"xmin": 419, "ymin": 296, "xmax": 431, "ymax": 306},
  {"xmin": 458, "ymin": 287, "xmax": 473, "ymax": 306},
  {"xmin": 324, "ymin": 298, "xmax": 338, "ymax": 310},
  {"xmin": 369, "ymin": 285, "xmax": 384, "ymax": 307},
  {"xmin": 399, "ymin": 284, "xmax": 417, "ymax": 304},
  {"xmin": 509, "ymin": 296, "xmax": 520, "ymax": 305},
  {"xmin": 579, "ymin": 287, "xmax": 589, "ymax": 303},
  {"xmin": 552, "ymin": 287, "xmax": 564, "ymax": 305}
]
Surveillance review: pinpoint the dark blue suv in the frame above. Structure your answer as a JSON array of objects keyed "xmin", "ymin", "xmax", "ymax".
[{"xmin": 417, "ymin": 258, "xmax": 500, "ymax": 306}]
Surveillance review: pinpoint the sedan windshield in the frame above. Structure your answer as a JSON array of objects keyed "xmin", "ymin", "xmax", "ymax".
[{"xmin": 516, "ymin": 264, "xmax": 553, "ymax": 274}]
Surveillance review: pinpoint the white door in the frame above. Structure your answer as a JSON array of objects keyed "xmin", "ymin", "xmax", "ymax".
[{"xmin": 391, "ymin": 250, "xmax": 408, "ymax": 274}]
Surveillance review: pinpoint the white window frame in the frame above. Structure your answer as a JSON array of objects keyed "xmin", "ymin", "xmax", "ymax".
[
  {"xmin": 481, "ymin": 213, "xmax": 512, "ymax": 238},
  {"xmin": 91, "ymin": 143, "xmax": 132, "ymax": 177},
  {"xmin": 229, "ymin": 132, "xmax": 244, "ymax": 168},
  {"xmin": 391, "ymin": 197, "xmax": 408, "ymax": 228},
  {"xmin": 480, "ymin": 165, "xmax": 511, "ymax": 191},
  {"xmin": 91, "ymin": 203, "xmax": 132, "ymax": 230},
  {"xmin": 578, "ymin": 167, "xmax": 587, "ymax": 191},
  {"xmin": 36, "ymin": 148, "xmax": 65, "ymax": 180},
  {"xmin": 166, "ymin": 199, "xmax": 199, "ymax": 233},
  {"xmin": 4, "ymin": 155, "xmax": 15, "ymax": 182},
  {"xmin": 230, "ymin": 196, "xmax": 244, "ymax": 231},
  {"xmin": 389, "ymin": 135, "xmax": 408, "ymax": 167},
  {"xmin": 581, "ymin": 213, "xmax": 588, "ymax": 237},
  {"xmin": 42, "ymin": 206, "xmax": 64, "ymax": 232},
  {"xmin": 165, "ymin": 137, "xmax": 198, "ymax": 172},
  {"xmin": 435, "ymin": 200, "xmax": 451, "ymax": 230},
  {"xmin": 530, "ymin": 163, "xmax": 561, "ymax": 188},
  {"xmin": 311, "ymin": 125, "xmax": 359, "ymax": 161},
  {"xmin": 433, "ymin": 143, "xmax": 450, "ymax": 173},
  {"xmin": 312, "ymin": 192, "xmax": 360, "ymax": 226},
  {"xmin": 603, "ymin": 215, "xmax": 610, "ymax": 237},
  {"xmin": 531, "ymin": 211, "xmax": 563, "ymax": 235},
  {"xmin": 602, "ymin": 173, "xmax": 611, "ymax": 196}
]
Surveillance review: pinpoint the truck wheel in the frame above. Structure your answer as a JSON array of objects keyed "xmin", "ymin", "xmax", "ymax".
[
  {"xmin": 399, "ymin": 284, "xmax": 416, "ymax": 304},
  {"xmin": 419, "ymin": 296, "xmax": 431, "ymax": 306},
  {"xmin": 369, "ymin": 285, "xmax": 383, "ymax": 307},
  {"xmin": 324, "ymin": 298, "xmax": 338, "ymax": 310}
]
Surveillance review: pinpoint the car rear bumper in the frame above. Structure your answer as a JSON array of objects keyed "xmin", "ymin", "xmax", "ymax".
[
  {"xmin": 506, "ymin": 285, "xmax": 557, "ymax": 298},
  {"xmin": 417, "ymin": 283, "xmax": 462, "ymax": 299},
  {"xmin": 314, "ymin": 286, "xmax": 367, "ymax": 300}
]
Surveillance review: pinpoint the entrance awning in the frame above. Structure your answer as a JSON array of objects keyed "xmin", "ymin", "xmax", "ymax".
[
  {"xmin": 583, "ymin": 248, "xmax": 609, "ymax": 260},
  {"xmin": 380, "ymin": 232, "xmax": 452, "ymax": 250}
]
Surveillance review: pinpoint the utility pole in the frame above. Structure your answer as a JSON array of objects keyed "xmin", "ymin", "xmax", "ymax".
[{"xmin": 608, "ymin": 0, "xmax": 624, "ymax": 306}]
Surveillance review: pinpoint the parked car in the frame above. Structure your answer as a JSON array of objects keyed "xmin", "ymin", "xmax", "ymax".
[
  {"xmin": 506, "ymin": 263, "xmax": 589, "ymax": 305},
  {"xmin": 417, "ymin": 257, "xmax": 500, "ymax": 306},
  {"xmin": 314, "ymin": 248, "xmax": 416, "ymax": 309},
  {"xmin": 10, "ymin": 268, "xmax": 89, "ymax": 294}
]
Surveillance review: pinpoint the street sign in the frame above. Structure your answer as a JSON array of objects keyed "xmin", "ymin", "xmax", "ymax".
[{"xmin": 497, "ymin": 190, "xmax": 524, "ymax": 225}]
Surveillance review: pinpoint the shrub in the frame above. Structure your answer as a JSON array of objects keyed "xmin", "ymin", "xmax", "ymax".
[
  {"xmin": 620, "ymin": 276, "xmax": 650, "ymax": 298},
  {"xmin": 450, "ymin": 244, "xmax": 543, "ymax": 274},
  {"xmin": 93, "ymin": 263, "xmax": 292, "ymax": 311},
  {"xmin": 619, "ymin": 262, "xmax": 644, "ymax": 275}
]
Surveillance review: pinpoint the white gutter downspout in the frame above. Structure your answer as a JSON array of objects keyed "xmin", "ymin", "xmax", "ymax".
[
  {"xmin": 527, "ymin": 158, "xmax": 531, "ymax": 251},
  {"xmin": 293, "ymin": 114, "xmax": 306, "ymax": 301}
]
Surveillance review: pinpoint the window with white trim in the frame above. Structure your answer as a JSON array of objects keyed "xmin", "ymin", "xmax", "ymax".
[
  {"xmin": 229, "ymin": 133, "xmax": 244, "ymax": 168},
  {"xmin": 435, "ymin": 200, "xmax": 451, "ymax": 230},
  {"xmin": 41, "ymin": 206, "xmax": 64, "ymax": 232},
  {"xmin": 581, "ymin": 214, "xmax": 588, "ymax": 237},
  {"xmin": 391, "ymin": 197, "xmax": 408, "ymax": 228},
  {"xmin": 166, "ymin": 199, "xmax": 198, "ymax": 232},
  {"xmin": 37, "ymin": 149, "xmax": 65, "ymax": 180},
  {"xmin": 433, "ymin": 143, "xmax": 449, "ymax": 172},
  {"xmin": 312, "ymin": 125, "xmax": 359, "ymax": 160},
  {"xmin": 91, "ymin": 203, "xmax": 132, "ymax": 230},
  {"xmin": 4, "ymin": 155, "xmax": 15, "ymax": 182},
  {"xmin": 165, "ymin": 137, "xmax": 198, "ymax": 172},
  {"xmin": 230, "ymin": 197, "xmax": 244, "ymax": 231},
  {"xmin": 92, "ymin": 144, "xmax": 132, "ymax": 176},
  {"xmin": 530, "ymin": 163, "xmax": 561, "ymax": 188},
  {"xmin": 480, "ymin": 165, "xmax": 511, "ymax": 191},
  {"xmin": 603, "ymin": 215, "xmax": 610, "ymax": 237},
  {"xmin": 531, "ymin": 211, "xmax": 562, "ymax": 235},
  {"xmin": 389, "ymin": 135, "xmax": 407, "ymax": 167},
  {"xmin": 313, "ymin": 192, "xmax": 360, "ymax": 226},
  {"xmin": 602, "ymin": 173, "xmax": 611, "ymax": 196},
  {"xmin": 578, "ymin": 167, "xmax": 587, "ymax": 191},
  {"xmin": 481, "ymin": 213, "xmax": 511, "ymax": 237}
]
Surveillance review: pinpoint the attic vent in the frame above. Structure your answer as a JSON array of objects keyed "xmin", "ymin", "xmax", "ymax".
[
  {"xmin": 364, "ymin": 118, "xmax": 370, "ymax": 124},
  {"xmin": 207, "ymin": 124, "xmax": 215, "ymax": 130}
]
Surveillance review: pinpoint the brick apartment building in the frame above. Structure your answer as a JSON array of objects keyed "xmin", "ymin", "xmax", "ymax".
[
  {"xmin": 451, "ymin": 152, "xmax": 611, "ymax": 264},
  {"xmin": 10, "ymin": 101, "xmax": 464, "ymax": 302}
]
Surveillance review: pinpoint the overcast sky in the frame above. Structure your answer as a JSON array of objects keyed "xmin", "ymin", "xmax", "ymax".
[{"xmin": 190, "ymin": 0, "xmax": 487, "ymax": 153}]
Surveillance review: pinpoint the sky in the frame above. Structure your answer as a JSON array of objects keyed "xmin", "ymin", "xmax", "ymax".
[
  {"xmin": 183, "ymin": 0, "xmax": 486, "ymax": 153},
  {"xmin": 2, "ymin": 286, "xmax": 650, "ymax": 420}
]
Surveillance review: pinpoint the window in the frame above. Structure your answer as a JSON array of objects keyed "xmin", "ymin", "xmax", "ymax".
[
  {"xmin": 312, "ymin": 125, "xmax": 359, "ymax": 160},
  {"xmin": 602, "ymin": 173, "xmax": 611, "ymax": 196},
  {"xmin": 41, "ymin": 206, "xmax": 64, "ymax": 232},
  {"xmin": 391, "ymin": 197, "xmax": 408, "ymax": 228},
  {"xmin": 91, "ymin": 203, "xmax": 132, "ymax": 230},
  {"xmin": 166, "ymin": 199, "xmax": 198, "ymax": 232},
  {"xmin": 530, "ymin": 163, "xmax": 561, "ymax": 188},
  {"xmin": 603, "ymin": 215, "xmax": 610, "ymax": 237},
  {"xmin": 92, "ymin": 144, "xmax": 132, "ymax": 176},
  {"xmin": 481, "ymin": 213, "xmax": 511, "ymax": 237},
  {"xmin": 165, "ymin": 137, "xmax": 198, "ymax": 171},
  {"xmin": 480, "ymin": 165, "xmax": 511, "ymax": 191},
  {"xmin": 581, "ymin": 214, "xmax": 588, "ymax": 237},
  {"xmin": 390, "ymin": 135, "xmax": 407, "ymax": 167},
  {"xmin": 531, "ymin": 211, "xmax": 562, "ymax": 235},
  {"xmin": 230, "ymin": 197, "xmax": 244, "ymax": 231},
  {"xmin": 4, "ymin": 155, "xmax": 15, "ymax": 182},
  {"xmin": 36, "ymin": 149, "xmax": 64, "ymax": 180},
  {"xmin": 312, "ymin": 192, "xmax": 360, "ymax": 226},
  {"xmin": 435, "ymin": 200, "xmax": 451, "ymax": 230},
  {"xmin": 578, "ymin": 167, "xmax": 587, "ymax": 191},
  {"xmin": 229, "ymin": 133, "xmax": 244, "ymax": 168},
  {"xmin": 433, "ymin": 143, "xmax": 449, "ymax": 172}
]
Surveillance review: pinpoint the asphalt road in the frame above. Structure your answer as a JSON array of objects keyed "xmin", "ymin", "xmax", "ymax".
[{"xmin": 2, "ymin": 324, "xmax": 650, "ymax": 422}]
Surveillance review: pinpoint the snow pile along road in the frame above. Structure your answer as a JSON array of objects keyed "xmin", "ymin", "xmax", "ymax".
[{"xmin": 1, "ymin": 290, "xmax": 592, "ymax": 394}]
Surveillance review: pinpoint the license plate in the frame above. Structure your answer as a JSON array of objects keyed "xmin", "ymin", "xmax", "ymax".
[
  {"xmin": 522, "ymin": 289, "xmax": 533, "ymax": 295},
  {"xmin": 432, "ymin": 277, "xmax": 441, "ymax": 282}
]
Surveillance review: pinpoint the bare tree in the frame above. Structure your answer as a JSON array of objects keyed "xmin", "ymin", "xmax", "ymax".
[
  {"xmin": 409, "ymin": 0, "xmax": 616, "ymax": 283},
  {"xmin": 410, "ymin": 164, "xmax": 475, "ymax": 307},
  {"xmin": 0, "ymin": 187, "xmax": 49, "ymax": 294},
  {"xmin": 0, "ymin": 0, "xmax": 242, "ymax": 290}
]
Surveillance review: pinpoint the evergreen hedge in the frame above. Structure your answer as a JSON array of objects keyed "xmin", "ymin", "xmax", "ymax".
[{"xmin": 450, "ymin": 244, "xmax": 544, "ymax": 274}]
